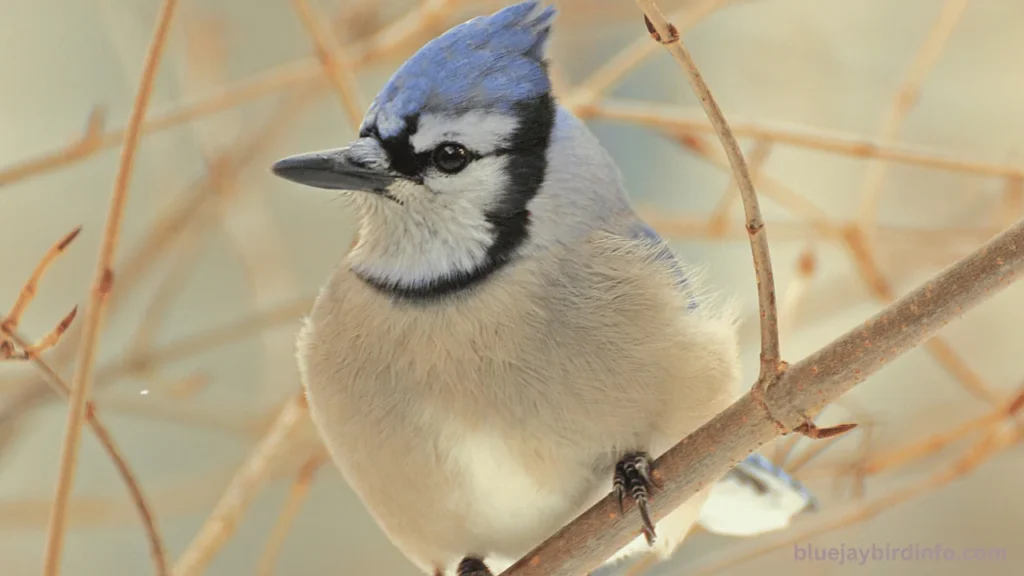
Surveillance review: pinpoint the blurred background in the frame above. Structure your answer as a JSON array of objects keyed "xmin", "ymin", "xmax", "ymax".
[{"xmin": 1, "ymin": 0, "xmax": 1023, "ymax": 574}]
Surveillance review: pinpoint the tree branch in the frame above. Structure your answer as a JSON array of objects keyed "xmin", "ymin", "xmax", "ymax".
[
  {"xmin": 43, "ymin": 1, "xmax": 179, "ymax": 573},
  {"xmin": 171, "ymin": 393, "xmax": 309, "ymax": 576},
  {"xmin": 634, "ymin": 0, "xmax": 781, "ymax": 384},
  {"xmin": 501, "ymin": 212, "xmax": 1024, "ymax": 574},
  {"xmin": 498, "ymin": 3, "xmax": 1024, "ymax": 570}
]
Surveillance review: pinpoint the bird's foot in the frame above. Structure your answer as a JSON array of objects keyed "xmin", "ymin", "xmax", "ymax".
[
  {"xmin": 457, "ymin": 556, "xmax": 492, "ymax": 576},
  {"xmin": 613, "ymin": 451, "xmax": 660, "ymax": 546}
]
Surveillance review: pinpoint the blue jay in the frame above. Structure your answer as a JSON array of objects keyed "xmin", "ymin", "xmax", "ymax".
[{"xmin": 272, "ymin": 2, "xmax": 815, "ymax": 574}]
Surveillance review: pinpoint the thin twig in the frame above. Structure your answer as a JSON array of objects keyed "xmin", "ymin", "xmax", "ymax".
[
  {"xmin": 635, "ymin": 0, "xmax": 781, "ymax": 382},
  {"xmin": 1, "ymin": 227, "xmax": 81, "ymax": 360},
  {"xmin": 1, "ymin": 330, "xmax": 166, "ymax": 575},
  {"xmin": 172, "ymin": 393, "xmax": 309, "ymax": 576},
  {"xmin": 855, "ymin": 0, "xmax": 969, "ymax": 233},
  {"xmin": 127, "ymin": 219, "xmax": 210, "ymax": 358},
  {"xmin": 349, "ymin": 0, "xmax": 465, "ymax": 64},
  {"xmin": 501, "ymin": 215, "xmax": 1024, "ymax": 574},
  {"xmin": 255, "ymin": 454, "xmax": 327, "ymax": 576},
  {"xmin": 564, "ymin": 0, "xmax": 731, "ymax": 108},
  {"xmin": 706, "ymin": 139, "xmax": 772, "ymax": 237},
  {"xmin": 778, "ymin": 246, "xmax": 816, "ymax": 343},
  {"xmin": 637, "ymin": 213, "xmax": 993, "ymax": 246},
  {"xmin": 0, "ymin": 84, "xmax": 321, "ymax": 436},
  {"xmin": 0, "ymin": 0, "xmax": 462, "ymax": 190},
  {"xmin": 584, "ymin": 98, "xmax": 1024, "ymax": 179},
  {"xmin": 673, "ymin": 133, "xmax": 832, "ymax": 234},
  {"xmin": 98, "ymin": 296, "xmax": 313, "ymax": 383},
  {"xmin": 43, "ymin": 2, "xmax": 179, "ymax": 573},
  {"xmin": 290, "ymin": 0, "xmax": 366, "ymax": 126},
  {"xmin": 861, "ymin": 383, "xmax": 1024, "ymax": 475}
]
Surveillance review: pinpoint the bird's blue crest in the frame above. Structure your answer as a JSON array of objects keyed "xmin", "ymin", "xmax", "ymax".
[{"xmin": 361, "ymin": 1, "xmax": 556, "ymax": 140}]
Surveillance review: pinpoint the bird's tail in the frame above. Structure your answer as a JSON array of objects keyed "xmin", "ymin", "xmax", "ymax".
[{"xmin": 697, "ymin": 453, "xmax": 818, "ymax": 537}]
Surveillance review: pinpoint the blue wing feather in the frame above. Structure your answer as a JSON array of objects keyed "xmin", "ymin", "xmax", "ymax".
[{"xmin": 628, "ymin": 221, "xmax": 698, "ymax": 310}]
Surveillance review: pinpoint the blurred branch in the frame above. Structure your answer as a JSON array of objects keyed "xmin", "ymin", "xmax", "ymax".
[
  {"xmin": 706, "ymin": 139, "xmax": 772, "ymax": 237},
  {"xmin": 673, "ymin": 133, "xmax": 833, "ymax": 233},
  {"xmin": 496, "ymin": 1, "xmax": 1024, "ymax": 572},
  {"xmin": 778, "ymin": 246, "xmax": 816, "ymax": 343},
  {"xmin": 43, "ymin": 2, "xmax": 179, "ymax": 574},
  {"xmin": 860, "ymin": 383, "xmax": 1024, "ymax": 476},
  {"xmin": 172, "ymin": 393, "xmax": 309, "ymax": 576},
  {"xmin": 855, "ymin": 0, "xmax": 969, "ymax": 234},
  {"xmin": 1, "ymin": 330, "xmax": 166, "ymax": 575},
  {"xmin": 688, "ymin": 421, "xmax": 1023, "ymax": 576},
  {"xmin": 0, "ymin": 0, "xmax": 466, "ymax": 190},
  {"xmin": 97, "ymin": 296, "xmax": 312, "ymax": 383},
  {"xmin": 291, "ymin": 0, "xmax": 366, "ymax": 126},
  {"xmin": 255, "ymin": 454, "xmax": 327, "ymax": 576},
  {"xmin": 636, "ymin": 0, "xmax": 781, "ymax": 384},
  {"xmin": 583, "ymin": 98, "xmax": 1024, "ymax": 179},
  {"xmin": 503, "ymin": 212, "xmax": 1024, "ymax": 574},
  {"xmin": 668, "ymin": 126, "xmax": 1003, "ymax": 408},
  {"xmin": 0, "ymin": 85, "xmax": 320, "ymax": 435},
  {"xmin": 563, "ymin": 0, "xmax": 731, "ymax": 107},
  {"xmin": 1, "ymin": 228, "xmax": 80, "ymax": 360}
]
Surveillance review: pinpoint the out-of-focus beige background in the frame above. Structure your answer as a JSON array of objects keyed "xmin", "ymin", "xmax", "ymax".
[{"xmin": 1, "ymin": 0, "xmax": 1022, "ymax": 574}]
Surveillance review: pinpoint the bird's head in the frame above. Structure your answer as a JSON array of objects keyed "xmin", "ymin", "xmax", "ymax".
[{"xmin": 272, "ymin": 1, "xmax": 629, "ymax": 300}]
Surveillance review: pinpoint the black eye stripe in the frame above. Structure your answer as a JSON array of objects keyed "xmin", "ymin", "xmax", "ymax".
[{"xmin": 365, "ymin": 120, "xmax": 510, "ymax": 179}]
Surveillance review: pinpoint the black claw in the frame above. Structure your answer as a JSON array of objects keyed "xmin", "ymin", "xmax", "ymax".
[
  {"xmin": 613, "ymin": 451, "xmax": 658, "ymax": 545},
  {"xmin": 457, "ymin": 557, "xmax": 492, "ymax": 576}
]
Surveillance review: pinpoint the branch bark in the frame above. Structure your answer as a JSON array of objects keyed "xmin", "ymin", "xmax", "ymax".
[
  {"xmin": 497, "ymin": 1, "xmax": 1024, "ymax": 571},
  {"xmin": 635, "ymin": 0, "xmax": 781, "ymax": 383},
  {"xmin": 501, "ymin": 215, "xmax": 1024, "ymax": 574},
  {"xmin": 42, "ymin": 1, "xmax": 179, "ymax": 573}
]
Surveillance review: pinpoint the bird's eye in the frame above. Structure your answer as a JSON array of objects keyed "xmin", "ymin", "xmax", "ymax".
[{"xmin": 432, "ymin": 142, "xmax": 471, "ymax": 174}]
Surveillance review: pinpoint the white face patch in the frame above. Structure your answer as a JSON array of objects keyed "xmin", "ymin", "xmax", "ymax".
[
  {"xmin": 410, "ymin": 111, "xmax": 519, "ymax": 156},
  {"xmin": 347, "ymin": 111, "xmax": 523, "ymax": 291}
]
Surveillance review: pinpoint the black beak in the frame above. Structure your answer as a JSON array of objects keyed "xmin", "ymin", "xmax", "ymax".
[{"xmin": 271, "ymin": 146, "xmax": 399, "ymax": 193}]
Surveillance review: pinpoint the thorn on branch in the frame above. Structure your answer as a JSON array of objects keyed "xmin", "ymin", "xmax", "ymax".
[
  {"xmin": 643, "ymin": 14, "xmax": 678, "ymax": 44},
  {"xmin": 1, "ymin": 227, "xmax": 82, "ymax": 361},
  {"xmin": 795, "ymin": 421, "xmax": 858, "ymax": 440}
]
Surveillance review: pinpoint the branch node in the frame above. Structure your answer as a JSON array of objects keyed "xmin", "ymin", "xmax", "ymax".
[
  {"xmin": 746, "ymin": 219, "xmax": 765, "ymax": 236},
  {"xmin": 643, "ymin": 14, "xmax": 678, "ymax": 44},
  {"xmin": 795, "ymin": 421, "xmax": 859, "ymax": 440},
  {"xmin": 750, "ymin": 378, "xmax": 788, "ymax": 434},
  {"xmin": 100, "ymin": 268, "xmax": 116, "ymax": 295}
]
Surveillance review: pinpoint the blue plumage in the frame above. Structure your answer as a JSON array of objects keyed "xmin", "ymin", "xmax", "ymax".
[
  {"xmin": 275, "ymin": 1, "xmax": 822, "ymax": 567},
  {"xmin": 361, "ymin": 1, "xmax": 556, "ymax": 139},
  {"xmin": 629, "ymin": 221, "xmax": 698, "ymax": 310},
  {"xmin": 739, "ymin": 453, "xmax": 819, "ymax": 511}
]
